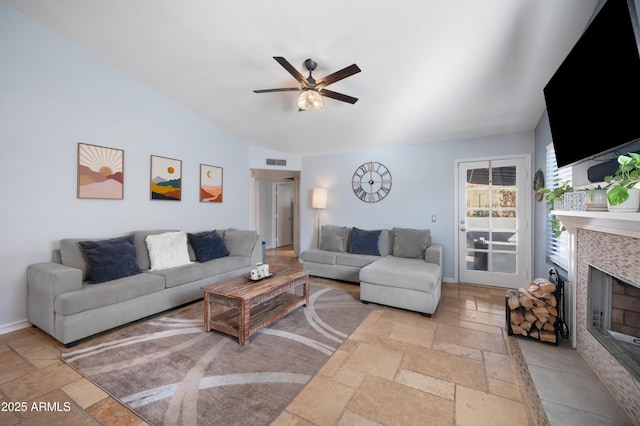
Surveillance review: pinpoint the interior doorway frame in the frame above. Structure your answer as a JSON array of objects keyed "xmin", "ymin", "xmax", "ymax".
[
  {"xmin": 273, "ymin": 182, "xmax": 294, "ymax": 247},
  {"xmin": 250, "ymin": 169, "xmax": 301, "ymax": 257}
]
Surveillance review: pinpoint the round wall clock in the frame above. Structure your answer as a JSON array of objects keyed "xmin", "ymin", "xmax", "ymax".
[{"xmin": 352, "ymin": 161, "xmax": 392, "ymax": 203}]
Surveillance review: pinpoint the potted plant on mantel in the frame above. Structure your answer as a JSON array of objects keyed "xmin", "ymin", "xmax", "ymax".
[
  {"xmin": 537, "ymin": 179, "xmax": 573, "ymax": 236},
  {"xmin": 604, "ymin": 152, "xmax": 640, "ymax": 212},
  {"xmin": 584, "ymin": 184, "xmax": 608, "ymax": 211}
]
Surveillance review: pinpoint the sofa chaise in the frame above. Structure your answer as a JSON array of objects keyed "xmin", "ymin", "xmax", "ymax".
[
  {"xmin": 27, "ymin": 228, "xmax": 261, "ymax": 346},
  {"xmin": 300, "ymin": 225, "xmax": 442, "ymax": 316}
]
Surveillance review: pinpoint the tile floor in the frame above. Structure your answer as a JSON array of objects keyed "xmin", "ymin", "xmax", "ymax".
[
  {"xmin": 517, "ymin": 338, "xmax": 635, "ymax": 425},
  {"xmin": 0, "ymin": 246, "xmax": 633, "ymax": 425}
]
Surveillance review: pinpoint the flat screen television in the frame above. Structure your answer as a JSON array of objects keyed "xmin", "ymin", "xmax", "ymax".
[{"xmin": 544, "ymin": 0, "xmax": 640, "ymax": 168}]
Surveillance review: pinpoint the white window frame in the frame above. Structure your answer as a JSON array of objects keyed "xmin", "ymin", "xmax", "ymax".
[{"xmin": 545, "ymin": 143, "xmax": 572, "ymax": 270}]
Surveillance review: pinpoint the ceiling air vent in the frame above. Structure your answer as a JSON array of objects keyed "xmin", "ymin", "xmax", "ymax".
[{"xmin": 266, "ymin": 159, "xmax": 287, "ymax": 166}]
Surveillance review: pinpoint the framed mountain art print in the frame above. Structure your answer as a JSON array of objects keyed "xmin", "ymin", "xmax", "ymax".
[
  {"xmin": 200, "ymin": 164, "xmax": 223, "ymax": 202},
  {"xmin": 77, "ymin": 142, "xmax": 124, "ymax": 200},
  {"xmin": 150, "ymin": 155, "xmax": 182, "ymax": 201}
]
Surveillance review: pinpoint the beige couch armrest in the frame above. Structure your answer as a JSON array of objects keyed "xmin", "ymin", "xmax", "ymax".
[
  {"xmin": 425, "ymin": 244, "xmax": 443, "ymax": 268},
  {"xmin": 27, "ymin": 262, "xmax": 83, "ymax": 337}
]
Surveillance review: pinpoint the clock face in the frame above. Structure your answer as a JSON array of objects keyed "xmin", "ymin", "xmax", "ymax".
[{"xmin": 352, "ymin": 161, "xmax": 392, "ymax": 203}]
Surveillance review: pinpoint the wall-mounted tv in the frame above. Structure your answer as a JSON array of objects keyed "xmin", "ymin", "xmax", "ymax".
[{"xmin": 544, "ymin": 0, "xmax": 640, "ymax": 168}]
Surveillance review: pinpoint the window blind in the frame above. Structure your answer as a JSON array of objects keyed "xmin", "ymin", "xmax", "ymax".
[{"xmin": 545, "ymin": 144, "xmax": 572, "ymax": 269}]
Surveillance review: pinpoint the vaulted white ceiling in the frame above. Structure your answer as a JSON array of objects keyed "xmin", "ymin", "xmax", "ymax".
[{"xmin": 4, "ymin": 0, "xmax": 598, "ymax": 156}]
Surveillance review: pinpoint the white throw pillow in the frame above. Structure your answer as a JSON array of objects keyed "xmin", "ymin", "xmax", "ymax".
[{"xmin": 146, "ymin": 231, "xmax": 192, "ymax": 271}]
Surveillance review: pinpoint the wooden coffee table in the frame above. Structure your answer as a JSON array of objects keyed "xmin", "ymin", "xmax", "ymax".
[{"xmin": 202, "ymin": 268, "xmax": 309, "ymax": 345}]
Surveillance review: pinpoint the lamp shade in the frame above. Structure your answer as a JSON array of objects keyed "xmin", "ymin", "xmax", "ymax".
[
  {"xmin": 298, "ymin": 90, "xmax": 324, "ymax": 111},
  {"xmin": 312, "ymin": 188, "xmax": 328, "ymax": 209}
]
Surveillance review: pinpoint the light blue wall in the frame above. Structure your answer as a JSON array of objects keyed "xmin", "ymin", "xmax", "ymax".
[
  {"xmin": 300, "ymin": 133, "xmax": 535, "ymax": 281},
  {"xmin": 0, "ymin": 2, "xmax": 547, "ymax": 332},
  {"xmin": 0, "ymin": 4, "xmax": 291, "ymax": 330}
]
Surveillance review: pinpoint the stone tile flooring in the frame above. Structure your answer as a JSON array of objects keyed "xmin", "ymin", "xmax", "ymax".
[
  {"xmin": 518, "ymin": 339, "xmax": 635, "ymax": 425},
  {"xmin": 273, "ymin": 277, "xmax": 534, "ymax": 426},
  {"xmin": 0, "ymin": 246, "xmax": 631, "ymax": 425}
]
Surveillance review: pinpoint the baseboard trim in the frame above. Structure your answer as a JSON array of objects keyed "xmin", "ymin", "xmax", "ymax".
[{"xmin": 0, "ymin": 319, "xmax": 31, "ymax": 335}]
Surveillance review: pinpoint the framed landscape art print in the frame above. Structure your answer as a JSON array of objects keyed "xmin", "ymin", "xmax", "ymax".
[
  {"xmin": 150, "ymin": 155, "xmax": 182, "ymax": 201},
  {"xmin": 77, "ymin": 142, "xmax": 124, "ymax": 200},
  {"xmin": 200, "ymin": 164, "xmax": 223, "ymax": 202}
]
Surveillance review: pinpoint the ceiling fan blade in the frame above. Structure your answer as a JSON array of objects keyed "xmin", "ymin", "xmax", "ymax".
[
  {"xmin": 317, "ymin": 64, "xmax": 361, "ymax": 88},
  {"xmin": 253, "ymin": 88, "xmax": 301, "ymax": 93},
  {"xmin": 273, "ymin": 56, "xmax": 309, "ymax": 87},
  {"xmin": 320, "ymin": 89, "xmax": 358, "ymax": 104}
]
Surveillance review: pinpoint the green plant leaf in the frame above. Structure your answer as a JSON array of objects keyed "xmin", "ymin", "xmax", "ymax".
[{"xmin": 607, "ymin": 184, "xmax": 629, "ymax": 206}]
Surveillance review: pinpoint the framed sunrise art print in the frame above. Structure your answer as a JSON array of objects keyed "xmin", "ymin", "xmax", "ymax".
[
  {"xmin": 77, "ymin": 142, "xmax": 124, "ymax": 200},
  {"xmin": 150, "ymin": 155, "xmax": 182, "ymax": 201},
  {"xmin": 200, "ymin": 164, "xmax": 223, "ymax": 202}
]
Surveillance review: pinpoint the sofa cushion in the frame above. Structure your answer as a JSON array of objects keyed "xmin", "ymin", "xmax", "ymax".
[
  {"xmin": 132, "ymin": 229, "xmax": 178, "ymax": 270},
  {"xmin": 351, "ymin": 227, "xmax": 382, "ymax": 256},
  {"xmin": 300, "ymin": 249, "xmax": 337, "ymax": 265},
  {"xmin": 206, "ymin": 255, "xmax": 252, "ymax": 275},
  {"xmin": 147, "ymin": 262, "xmax": 216, "ymax": 288},
  {"xmin": 54, "ymin": 272, "xmax": 166, "ymax": 316},
  {"xmin": 60, "ymin": 237, "xmax": 105, "ymax": 281},
  {"xmin": 146, "ymin": 231, "xmax": 193, "ymax": 271},
  {"xmin": 320, "ymin": 225, "xmax": 348, "ymax": 252},
  {"xmin": 223, "ymin": 229, "xmax": 258, "ymax": 256},
  {"xmin": 360, "ymin": 255, "xmax": 440, "ymax": 293},
  {"xmin": 392, "ymin": 228, "xmax": 431, "ymax": 259},
  {"xmin": 78, "ymin": 235, "xmax": 141, "ymax": 283},
  {"xmin": 336, "ymin": 253, "xmax": 379, "ymax": 268},
  {"xmin": 187, "ymin": 230, "xmax": 229, "ymax": 262}
]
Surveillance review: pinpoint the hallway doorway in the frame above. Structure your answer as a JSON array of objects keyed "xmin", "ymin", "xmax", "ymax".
[{"xmin": 250, "ymin": 169, "xmax": 301, "ymax": 256}]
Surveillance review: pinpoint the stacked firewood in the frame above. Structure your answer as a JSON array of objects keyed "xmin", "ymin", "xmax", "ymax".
[{"xmin": 507, "ymin": 278, "xmax": 558, "ymax": 343}]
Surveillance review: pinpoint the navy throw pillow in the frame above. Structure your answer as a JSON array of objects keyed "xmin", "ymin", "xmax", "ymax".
[
  {"xmin": 187, "ymin": 230, "xmax": 229, "ymax": 262},
  {"xmin": 79, "ymin": 235, "xmax": 141, "ymax": 283},
  {"xmin": 351, "ymin": 227, "xmax": 382, "ymax": 256}
]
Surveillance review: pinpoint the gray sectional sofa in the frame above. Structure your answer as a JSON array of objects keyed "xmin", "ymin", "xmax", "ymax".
[
  {"xmin": 27, "ymin": 228, "xmax": 261, "ymax": 346},
  {"xmin": 300, "ymin": 225, "xmax": 443, "ymax": 316}
]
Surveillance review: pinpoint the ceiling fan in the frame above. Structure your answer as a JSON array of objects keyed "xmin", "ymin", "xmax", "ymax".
[{"xmin": 253, "ymin": 57, "xmax": 361, "ymax": 111}]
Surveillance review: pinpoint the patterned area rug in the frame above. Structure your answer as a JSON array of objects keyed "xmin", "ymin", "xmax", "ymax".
[{"xmin": 61, "ymin": 282, "xmax": 372, "ymax": 426}]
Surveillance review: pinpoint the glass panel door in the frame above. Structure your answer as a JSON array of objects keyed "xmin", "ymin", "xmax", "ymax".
[{"xmin": 458, "ymin": 157, "xmax": 529, "ymax": 287}]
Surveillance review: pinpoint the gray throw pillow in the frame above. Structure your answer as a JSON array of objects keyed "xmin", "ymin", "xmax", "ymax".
[
  {"xmin": 223, "ymin": 229, "xmax": 258, "ymax": 256},
  {"xmin": 392, "ymin": 228, "xmax": 431, "ymax": 259},
  {"xmin": 320, "ymin": 225, "xmax": 348, "ymax": 252}
]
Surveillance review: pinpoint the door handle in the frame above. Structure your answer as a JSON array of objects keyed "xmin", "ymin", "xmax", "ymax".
[{"xmin": 460, "ymin": 227, "xmax": 466, "ymax": 232}]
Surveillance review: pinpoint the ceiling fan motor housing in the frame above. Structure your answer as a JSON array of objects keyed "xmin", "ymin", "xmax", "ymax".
[{"xmin": 304, "ymin": 58, "xmax": 318, "ymax": 72}]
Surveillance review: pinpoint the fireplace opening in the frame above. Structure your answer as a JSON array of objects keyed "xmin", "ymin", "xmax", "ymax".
[{"xmin": 587, "ymin": 265, "xmax": 640, "ymax": 381}]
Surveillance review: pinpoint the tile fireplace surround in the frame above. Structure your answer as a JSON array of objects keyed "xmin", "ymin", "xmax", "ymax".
[{"xmin": 554, "ymin": 211, "xmax": 640, "ymax": 424}]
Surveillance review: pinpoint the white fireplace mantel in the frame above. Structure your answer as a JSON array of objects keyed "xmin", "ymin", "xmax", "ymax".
[{"xmin": 553, "ymin": 210, "xmax": 640, "ymax": 239}]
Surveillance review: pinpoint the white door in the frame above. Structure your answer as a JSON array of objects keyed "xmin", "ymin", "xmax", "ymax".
[
  {"xmin": 275, "ymin": 184, "xmax": 293, "ymax": 247},
  {"xmin": 457, "ymin": 157, "xmax": 530, "ymax": 287}
]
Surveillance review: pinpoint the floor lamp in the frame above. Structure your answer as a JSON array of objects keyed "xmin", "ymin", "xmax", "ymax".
[{"xmin": 312, "ymin": 188, "xmax": 328, "ymax": 248}]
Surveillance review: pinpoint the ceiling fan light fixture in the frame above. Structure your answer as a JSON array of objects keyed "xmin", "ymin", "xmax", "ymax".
[{"xmin": 297, "ymin": 89, "xmax": 324, "ymax": 111}]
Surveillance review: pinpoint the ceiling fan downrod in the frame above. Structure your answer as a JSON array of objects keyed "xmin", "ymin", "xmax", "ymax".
[{"xmin": 304, "ymin": 58, "xmax": 317, "ymax": 86}]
